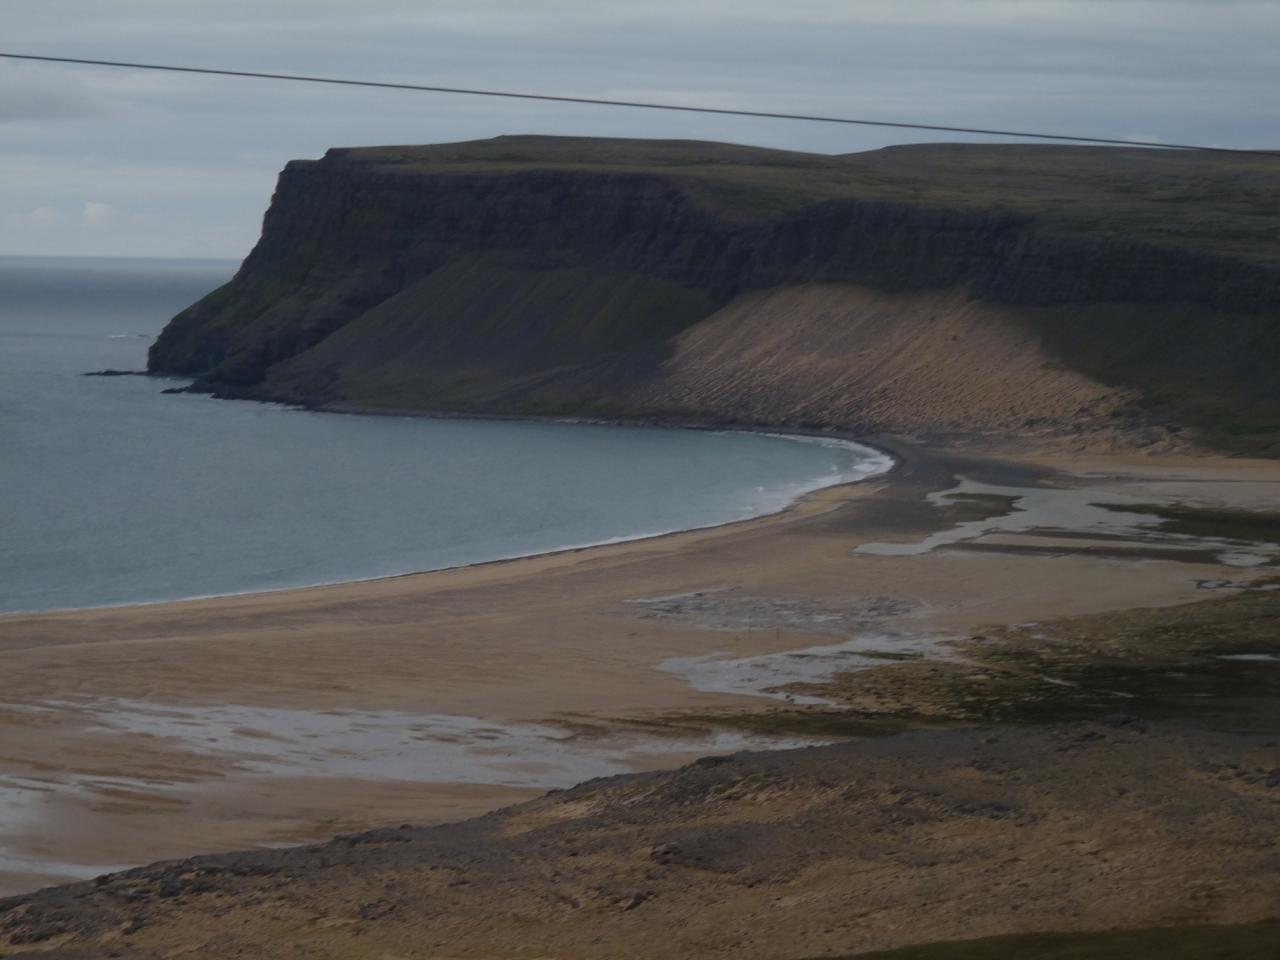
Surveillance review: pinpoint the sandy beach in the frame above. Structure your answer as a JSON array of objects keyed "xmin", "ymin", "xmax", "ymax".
[{"xmin": 1, "ymin": 435, "xmax": 1277, "ymax": 897}]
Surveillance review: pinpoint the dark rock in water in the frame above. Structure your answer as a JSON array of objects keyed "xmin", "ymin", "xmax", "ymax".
[{"xmin": 83, "ymin": 369, "xmax": 146, "ymax": 377}]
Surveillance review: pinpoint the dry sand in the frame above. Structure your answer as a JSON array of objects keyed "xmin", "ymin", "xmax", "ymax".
[{"xmin": 0, "ymin": 436, "xmax": 1276, "ymax": 898}]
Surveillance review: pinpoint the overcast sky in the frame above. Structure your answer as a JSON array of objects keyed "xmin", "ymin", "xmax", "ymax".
[{"xmin": 3, "ymin": 1, "xmax": 1277, "ymax": 259}]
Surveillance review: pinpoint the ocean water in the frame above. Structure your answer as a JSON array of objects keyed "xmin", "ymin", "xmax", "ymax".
[{"xmin": 0, "ymin": 256, "xmax": 890, "ymax": 614}]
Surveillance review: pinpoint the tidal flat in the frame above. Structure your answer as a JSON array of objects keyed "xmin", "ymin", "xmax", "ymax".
[{"xmin": 2, "ymin": 439, "xmax": 1278, "ymax": 958}]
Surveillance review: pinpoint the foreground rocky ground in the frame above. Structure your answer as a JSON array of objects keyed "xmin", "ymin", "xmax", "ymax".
[{"xmin": 2, "ymin": 718, "xmax": 1276, "ymax": 959}]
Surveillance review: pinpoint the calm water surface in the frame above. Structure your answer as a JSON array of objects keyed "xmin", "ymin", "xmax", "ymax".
[{"xmin": 0, "ymin": 256, "xmax": 889, "ymax": 613}]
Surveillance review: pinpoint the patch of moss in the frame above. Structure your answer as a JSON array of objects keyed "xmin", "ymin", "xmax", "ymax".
[
  {"xmin": 936, "ymin": 493, "xmax": 1020, "ymax": 523},
  {"xmin": 953, "ymin": 588, "xmax": 1280, "ymax": 730},
  {"xmin": 1092, "ymin": 502, "xmax": 1280, "ymax": 543},
  {"xmin": 663, "ymin": 589, "xmax": 1280, "ymax": 739}
]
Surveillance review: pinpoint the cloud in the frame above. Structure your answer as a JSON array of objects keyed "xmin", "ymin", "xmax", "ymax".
[
  {"xmin": 7, "ymin": 206, "xmax": 61, "ymax": 227},
  {"xmin": 82, "ymin": 200, "xmax": 113, "ymax": 227},
  {"xmin": 0, "ymin": 62, "xmax": 105, "ymax": 122},
  {"xmin": 1, "ymin": 0, "xmax": 1277, "ymax": 257}
]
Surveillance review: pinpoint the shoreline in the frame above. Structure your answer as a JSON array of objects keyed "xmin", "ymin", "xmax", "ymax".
[
  {"xmin": 1, "ymin": 418, "xmax": 896, "ymax": 619},
  {"xmin": 2, "ymin": 435, "xmax": 1277, "ymax": 898}
]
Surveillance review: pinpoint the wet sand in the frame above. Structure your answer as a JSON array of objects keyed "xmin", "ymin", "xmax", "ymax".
[{"xmin": 1, "ymin": 436, "xmax": 1277, "ymax": 895}]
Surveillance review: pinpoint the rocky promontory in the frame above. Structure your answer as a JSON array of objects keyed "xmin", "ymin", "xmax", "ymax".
[{"xmin": 148, "ymin": 136, "xmax": 1280, "ymax": 451}]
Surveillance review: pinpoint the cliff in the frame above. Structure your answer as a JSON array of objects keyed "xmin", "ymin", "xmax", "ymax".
[{"xmin": 148, "ymin": 136, "xmax": 1280, "ymax": 451}]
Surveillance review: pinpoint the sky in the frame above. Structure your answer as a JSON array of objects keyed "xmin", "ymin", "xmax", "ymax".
[{"xmin": 2, "ymin": 0, "xmax": 1278, "ymax": 259}]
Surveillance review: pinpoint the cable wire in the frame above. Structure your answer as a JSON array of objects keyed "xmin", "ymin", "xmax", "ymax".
[{"xmin": 3, "ymin": 51, "xmax": 1276, "ymax": 157}]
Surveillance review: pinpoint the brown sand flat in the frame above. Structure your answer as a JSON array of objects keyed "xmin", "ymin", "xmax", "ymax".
[{"xmin": 0, "ymin": 438, "xmax": 1276, "ymax": 901}]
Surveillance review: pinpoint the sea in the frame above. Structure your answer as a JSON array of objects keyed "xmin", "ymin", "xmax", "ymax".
[{"xmin": 0, "ymin": 256, "xmax": 890, "ymax": 614}]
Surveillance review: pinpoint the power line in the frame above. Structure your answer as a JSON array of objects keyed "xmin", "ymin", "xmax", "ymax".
[{"xmin": 3, "ymin": 51, "xmax": 1277, "ymax": 158}]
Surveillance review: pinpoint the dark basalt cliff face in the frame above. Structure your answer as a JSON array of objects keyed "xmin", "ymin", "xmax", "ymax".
[{"xmin": 148, "ymin": 137, "xmax": 1280, "ymax": 450}]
